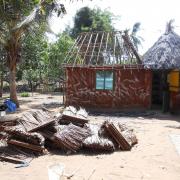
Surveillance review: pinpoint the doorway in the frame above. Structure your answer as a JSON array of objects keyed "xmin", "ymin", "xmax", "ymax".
[
  {"xmin": 151, "ymin": 71, "xmax": 163, "ymax": 109},
  {"xmin": 151, "ymin": 71, "xmax": 170, "ymax": 112}
]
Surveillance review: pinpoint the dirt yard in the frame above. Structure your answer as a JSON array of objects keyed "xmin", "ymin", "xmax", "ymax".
[{"xmin": 0, "ymin": 93, "xmax": 180, "ymax": 180}]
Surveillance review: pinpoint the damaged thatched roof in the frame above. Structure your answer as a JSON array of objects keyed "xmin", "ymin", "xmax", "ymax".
[
  {"xmin": 143, "ymin": 21, "xmax": 180, "ymax": 69},
  {"xmin": 63, "ymin": 31, "xmax": 141, "ymax": 67}
]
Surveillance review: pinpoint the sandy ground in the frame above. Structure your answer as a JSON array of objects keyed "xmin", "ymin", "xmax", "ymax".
[{"xmin": 0, "ymin": 93, "xmax": 180, "ymax": 180}]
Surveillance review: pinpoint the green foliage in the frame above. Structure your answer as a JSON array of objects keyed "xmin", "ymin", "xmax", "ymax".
[
  {"xmin": 47, "ymin": 33, "xmax": 75, "ymax": 81},
  {"xmin": 21, "ymin": 25, "xmax": 45, "ymax": 67},
  {"xmin": 0, "ymin": 0, "xmax": 65, "ymax": 20},
  {"xmin": 19, "ymin": 31, "xmax": 75, "ymax": 87},
  {"xmin": 91, "ymin": 8, "xmax": 114, "ymax": 31},
  {"xmin": 0, "ymin": 0, "xmax": 66, "ymax": 47},
  {"xmin": 21, "ymin": 26, "xmax": 48, "ymax": 66},
  {"xmin": 71, "ymin": 7, "xmax": 114, "ymax": 37},
  {"xmin": 20, "ymin": 92, "xmax": 30, "ymax": 97},
  {"xmin": 19, "ymin": 26, "xmax": 48, "ymax": 86},
  {"xmin": 0, "ymin": 0, "xmax": 68, "ymax": 104},
  {"xmin": 0, "ymin": 0, "xmax": 68, "ymax": 73}
]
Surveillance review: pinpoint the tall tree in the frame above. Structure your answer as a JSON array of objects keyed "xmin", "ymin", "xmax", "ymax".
[
  {"xmin": 0, "ymin": 0, "xmax": 66, "ymax": 107},
  {"xmin": 71, "ymin": 7, "xmax": 114, "ymax": 37},
  {"xmin": 69, "ymin": 7, "xmax": 115, "ymax": 64}
]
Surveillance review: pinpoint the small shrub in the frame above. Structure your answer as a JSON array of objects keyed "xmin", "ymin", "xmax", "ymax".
[{"xmin": 20, "ymin": 92, "xmax": 30, "ymax": 97}]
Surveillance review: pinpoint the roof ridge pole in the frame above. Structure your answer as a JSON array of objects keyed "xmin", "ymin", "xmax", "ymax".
[
  {"xmin": 89, "ymin": 33, "xmax": 99, "ymax": 66},
  {"xmin": 104, "ymin": 32, "xmax": 110, "ymax": 66},
  {"xmin": 63, "ymin": 35, "xmax": 81, "ymax": 64},
  {"xmin": 66, "ymin": 35, "xmax": 83, "ymax": 64},
  {"xmin": 83, "ymin": 33, "xmax": 93, "ymax": 65},
  {"xmin": 73, "ymin": 33, "xmax": 88, "ymax": 68},
  {"xmin": 96, "ymin": 32, "xmax": 104, "ymax": 65}
]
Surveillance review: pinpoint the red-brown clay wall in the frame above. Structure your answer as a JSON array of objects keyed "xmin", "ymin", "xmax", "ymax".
[
  {"xmin": 170, "ymin": 92, "xmax": 180, "ymax": 112},
  {"xmin": 65, "ymin": 67, "xmax": 152, "ymax": 109}
]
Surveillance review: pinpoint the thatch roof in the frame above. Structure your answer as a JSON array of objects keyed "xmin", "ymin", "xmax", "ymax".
[
  {"xmin": 143, "ymin": 21, "xmax": 180, "ymax": 69},
  {"xmin": 63, "ymin": 31, "xmax": 141, "ymax": 67}
]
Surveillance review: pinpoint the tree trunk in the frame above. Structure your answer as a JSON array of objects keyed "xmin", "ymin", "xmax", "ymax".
[
  {"xmin": 6, "ymin": 38, "xmax": 20, "ymax": 108},
  {"xmin": 0, "ymin": 71, "xmax": 3, "ymax": 98},
  {"xmin": 9, "ymin": 65, "xmax": 19, "ymax": 107}
]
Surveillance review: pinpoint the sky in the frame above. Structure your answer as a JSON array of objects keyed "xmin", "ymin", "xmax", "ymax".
[{"xmin": 48, "ymin": 0, "xmax": 180, "ymax": 55}]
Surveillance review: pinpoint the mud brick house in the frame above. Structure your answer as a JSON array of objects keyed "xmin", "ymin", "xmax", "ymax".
[
  {"xmin": 65, "ymin": 65, "xmax": 151, "ymax": 110},
  {"xmin": 63, "ymin": 31, "xmax": 152, "ymax": 111}
]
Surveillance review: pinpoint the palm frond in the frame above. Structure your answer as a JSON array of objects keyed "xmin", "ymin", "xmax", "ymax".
[{"xmin": 165, "ymin": 19, "xmax": 174, "ymax": 34}]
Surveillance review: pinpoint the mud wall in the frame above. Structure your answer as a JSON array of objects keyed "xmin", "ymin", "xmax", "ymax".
[
  {"xmin": 65, "ymin": 66, "xmax": 152, "ymax": 109},
  {"xmin": 170, "ymin": 92, "xmax": 180, "ymax": 112}
]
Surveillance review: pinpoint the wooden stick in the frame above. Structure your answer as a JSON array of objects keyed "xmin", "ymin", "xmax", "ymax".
[
  {"xmin": 63, "ymin": 35, "xmax": 81, "ymax": 64},
  {"xmin": 0, "ymin": 155, "xmax": 25, "ymax": 164},
  {"xmin": 67, "ymin": 35, "xmax": 83, "ymax": 64},
  {"xmin": 73, "ymin": 34, "xmax": 88, "ymax": 67},
  {"xmin": 113, "ymin": 33, "xmax": 117, "ymax": 65},
  {"xmin": 83, "ymin": 33, "xmax": 93, "ymax": 64},
  {"xmin": 89, "ymin": 33, "xmax": 99, "ymax": 66},
  {"xmin": 8, "ymin": 139, "xmax": 45, "ymax": 153},
  {"xmin": 96, "ymin": 32, "xmax": 104, "ymax": 64}
]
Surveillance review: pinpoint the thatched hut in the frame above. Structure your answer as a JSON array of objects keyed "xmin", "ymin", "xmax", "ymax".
[
  {"xmin": 143, "ymin": 21, "xmax": 180, "ymax": 69},
  {"xmin": 143, "ymin": 21, "xmax": 180, "ymax": 112}
]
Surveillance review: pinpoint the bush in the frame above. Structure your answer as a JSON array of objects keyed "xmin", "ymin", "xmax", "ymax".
[{"xmin": 20, "ymin": 92, "xmax": 30, "ymax": 97}]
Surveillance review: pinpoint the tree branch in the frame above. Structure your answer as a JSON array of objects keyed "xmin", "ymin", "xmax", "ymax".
[{"xmin": 13, "ymin": 7, "xmax": 39, "ymax": 32}]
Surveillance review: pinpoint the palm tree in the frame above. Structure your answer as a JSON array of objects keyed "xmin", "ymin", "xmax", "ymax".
[
  {"xmin": 131, "ymin": 22, "xmax": 143, "ymax": 51},
  {"xmin": 0, "ymin": 1, "xmax": 66, "ymax": 107}
]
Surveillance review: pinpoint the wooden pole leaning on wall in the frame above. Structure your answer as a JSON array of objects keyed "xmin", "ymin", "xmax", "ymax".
[{"xmin": 122, "ymin": 31, "xmax": 142, "ymax": 64}]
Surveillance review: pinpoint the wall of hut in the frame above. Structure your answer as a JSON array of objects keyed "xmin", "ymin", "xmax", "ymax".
[
  {"xmin": 65, "ymin": 66, "xmax": 152, "ymax": 110},
  {"xmin": 170, "ymin": 92, "xmax": 180, "ymax": 112}
]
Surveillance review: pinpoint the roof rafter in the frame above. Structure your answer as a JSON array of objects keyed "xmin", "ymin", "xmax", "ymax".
[{"xmin": 64, "ymin": 31, "xmax": 142, "ymax": 67}]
